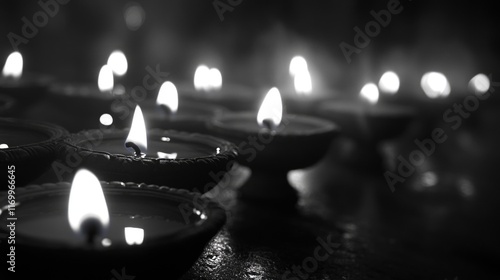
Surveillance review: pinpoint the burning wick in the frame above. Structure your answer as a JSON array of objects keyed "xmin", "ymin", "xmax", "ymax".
[
  {"xmin": 125, "ymin": 105, "xmax": 147, "ymax": 157},
  {"xmin": 257, "ymin": 87, "xmax": 282, "ymax": 132},
  {"xmin": 68, "ymin": 169, "xmax": 109, "ymax": 247},
  {"xmin": 261, "ymin": 119, "xmax": 276, "ymax": 131},
  {"xmin": 156, "ymin": 81, "xmax": 178, "ymax": 118},
  {"xmin": 125, "ymin": 141, "xmax": 143, "ymax": 157},
  {"xmin": 80, "ymin": 217, "xmax": 103, "ymax": 245}
]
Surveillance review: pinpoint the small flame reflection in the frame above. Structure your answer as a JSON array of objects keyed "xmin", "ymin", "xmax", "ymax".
[
  {"xmin": 157, "ymin": 152, "xmax": 178, "ymax": 159},
  {"xmin": 99, "ymin": 114, "xmax": 113, "ymax": 126},
  {"xmin": 124, "ymin": 227, "xmax": 145, "ymax": 245},
  {"xmin": 257, "ymin": 87, "xmax": 283, "ymax": 129},
  {"xmin": 101, "ymin": 238, "xmax": 112, "ymax": 247}
]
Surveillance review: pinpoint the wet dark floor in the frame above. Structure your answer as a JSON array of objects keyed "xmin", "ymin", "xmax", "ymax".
[{"xmin": 180, "ymin": 97, "xmax": 500, "ymax": 280}]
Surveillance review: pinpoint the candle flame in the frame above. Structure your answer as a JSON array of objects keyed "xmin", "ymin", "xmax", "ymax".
[
  {"xmin": 257, "ymin": 87, "xmax": 283, "ymax": 129},
  {"xmin": 209, "ymin": 68, "xmax": 222, "ymax": 90},
  {"xmin": 98, "ymin": 65, "xmax": 114, "ymax": 93},
  {"xmin": 194, "ymin": 65, "xmax": 210, "ymax": 91},
  {"xmin": 294, "ymin": 69, "xmax": 312, "ymax": 95},
  {"xmin": 378, "ymin": 71, "xmax": 400, "ymax": 94},
  {"xmin": 193, "ymin": 65, "xmax": 222, "ymax": 91},
  {"xmin": 68, "ymin": 169, "xmax": 110, "ymax": 235},
  {"xmin": 2, "ymin": 52, "xmax": 23, "ymax": 79},
  {"xmin": 289, "ymin": 56, "xmax": 312, "ymax": 95},
  {"xmin": 157, "ymin": 81, "xmax": 178, "ymax": 114},
  {"xmin": 469, "ymin": 73, "xmax": 490, "ymax": 95},
  {"xmin": 289, "ymin": 56, "xmax": 308, "ymax": 77},
  {"xmin": 126, "ymin": 105, "xmax": 148, "ymax": 155},
  {"xmin": 421, "ymin": 72, "xmax": 450, "ymax": 98},
  {"xmin": 107, "ymin": 50, "xmax": 128, "ymax": 76},
  {"xmin": 124, "ymin": 227, "xmax": 144, "ymax": 245},
  {"xmin": 360, "ymin": 83, "xmax": 379, "ymax": 104}
]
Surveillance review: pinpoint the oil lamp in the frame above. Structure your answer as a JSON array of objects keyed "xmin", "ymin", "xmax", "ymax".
[
  {"xmin": 0, "ymin": 169, "xmax": 226, "ymax": 279},
  {"xmin": 58, "ymin": 105, "xmax": 238, "ymax": 191},
  {"xmin": 208, "ymin": 87, "xmax": 338, "ymax": 206},
  {"xmin": 0, "ymin": 117, "xmax": 68, "ymax": 188},
  {"xmin": 0, "ymin": 51, "xmax": 50, "ymax": 117}
]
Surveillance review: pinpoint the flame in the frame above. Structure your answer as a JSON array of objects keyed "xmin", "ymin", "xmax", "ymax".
[
  {"xmin": 289, "ymin": 56, "xmax": 312, "ymax": 95},
  {"xmin": 126, "ymin": 105, "xmax": 147, "ymax": 154},
  {"xmin": 157, "ymin": 81, "xmax": 179, "ymax": 114},
  {"xmin": 420, "ymin": 72, "xmax": 450, "ymax": 98},
  {"xmin": 257, "ymin": 87, "xmax": 283, "ymax": 129},
  {"xmin": 124, "ymin": 227, "xmax": 144, "ymax": 245},
  {"xmin": 98, "ymin": 65, "xmax": 114, "ymax": 93},
  {"xmin": 294, "ymin": 68, "xmax": 312, "ymax": 95},
  {"xmin": 107, "ymin": 50, "xmax": 128, "ymax": 76},
  {"xmin": 68, "ymin": 169, "xmax": 109, "ymax": 235},
  {"xmin": 378, "ymin": 71, "xmax": 400, "ymax": 94},
  {"xmin": 209, "ymin": 68, "xmax": 222, "ymax": 90},
  {"xmin": 193, "ymin": 65, "xmax": 222, "ymax": 91},
  {"xmin": 360, "ymin": 83, "xmax": 379, "ymax": 104},
  {"xmin": 2, "ymin": 52, "xmax": 23, "ymax": 79},
  {"xmin": 0, "ymin": 144, "xmax": 8, "ymax": 149},
  {"xmin": 289, "ymin": 56, "xmax": 308, "ymax": 77},
  {"xmin": 194, "ymin": 65, "xmax": 210, "ymax": 91},
  {"xmin": 469, "ymin": 73, "xmax": 490, "ymax": 95}
]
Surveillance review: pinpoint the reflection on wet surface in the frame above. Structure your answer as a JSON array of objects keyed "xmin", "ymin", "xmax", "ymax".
[{"xmin": 181, "ymin": 99, "xmax": 500, "ymax": 279}]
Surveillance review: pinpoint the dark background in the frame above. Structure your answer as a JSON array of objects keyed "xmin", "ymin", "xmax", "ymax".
[
  {"xmin": 1, "ymin": 0, "xmax": 499, "ymax": 95},
  {"xmin": 1, "ymin": 1, "xmax": 499, "ymax": 279}
]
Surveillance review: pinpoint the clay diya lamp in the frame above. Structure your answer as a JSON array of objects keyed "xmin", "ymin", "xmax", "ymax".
[
  {"xmin": 0, "ymin": 169, "xmax": 226, "ymax": 279},
  {"xmin": 140, "ymin": 81, "xmax": 227, "ymax": 135},
  {"xmin": 0, "ymin": 117, "xmax": 68, "ymax": 188},
  {"xmin": 208, "ymin": 87, "xmax": 338, "ymax": 206},
  {"xmin": 57, "ymin": 105, "xmax": 238, "ymax": 192}
]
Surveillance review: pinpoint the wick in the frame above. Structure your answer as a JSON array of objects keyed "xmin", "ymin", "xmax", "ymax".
[
  {"xmin": 262, "ymin": 119, "xmax": 276, "ymax": 131},
  {"xmin": 80, "ymin": 218, "xmax": 101, "ymax": 246},
  {"xmin": 125, "ymin": 141, "xmax": 142, "ymax": 157}
]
